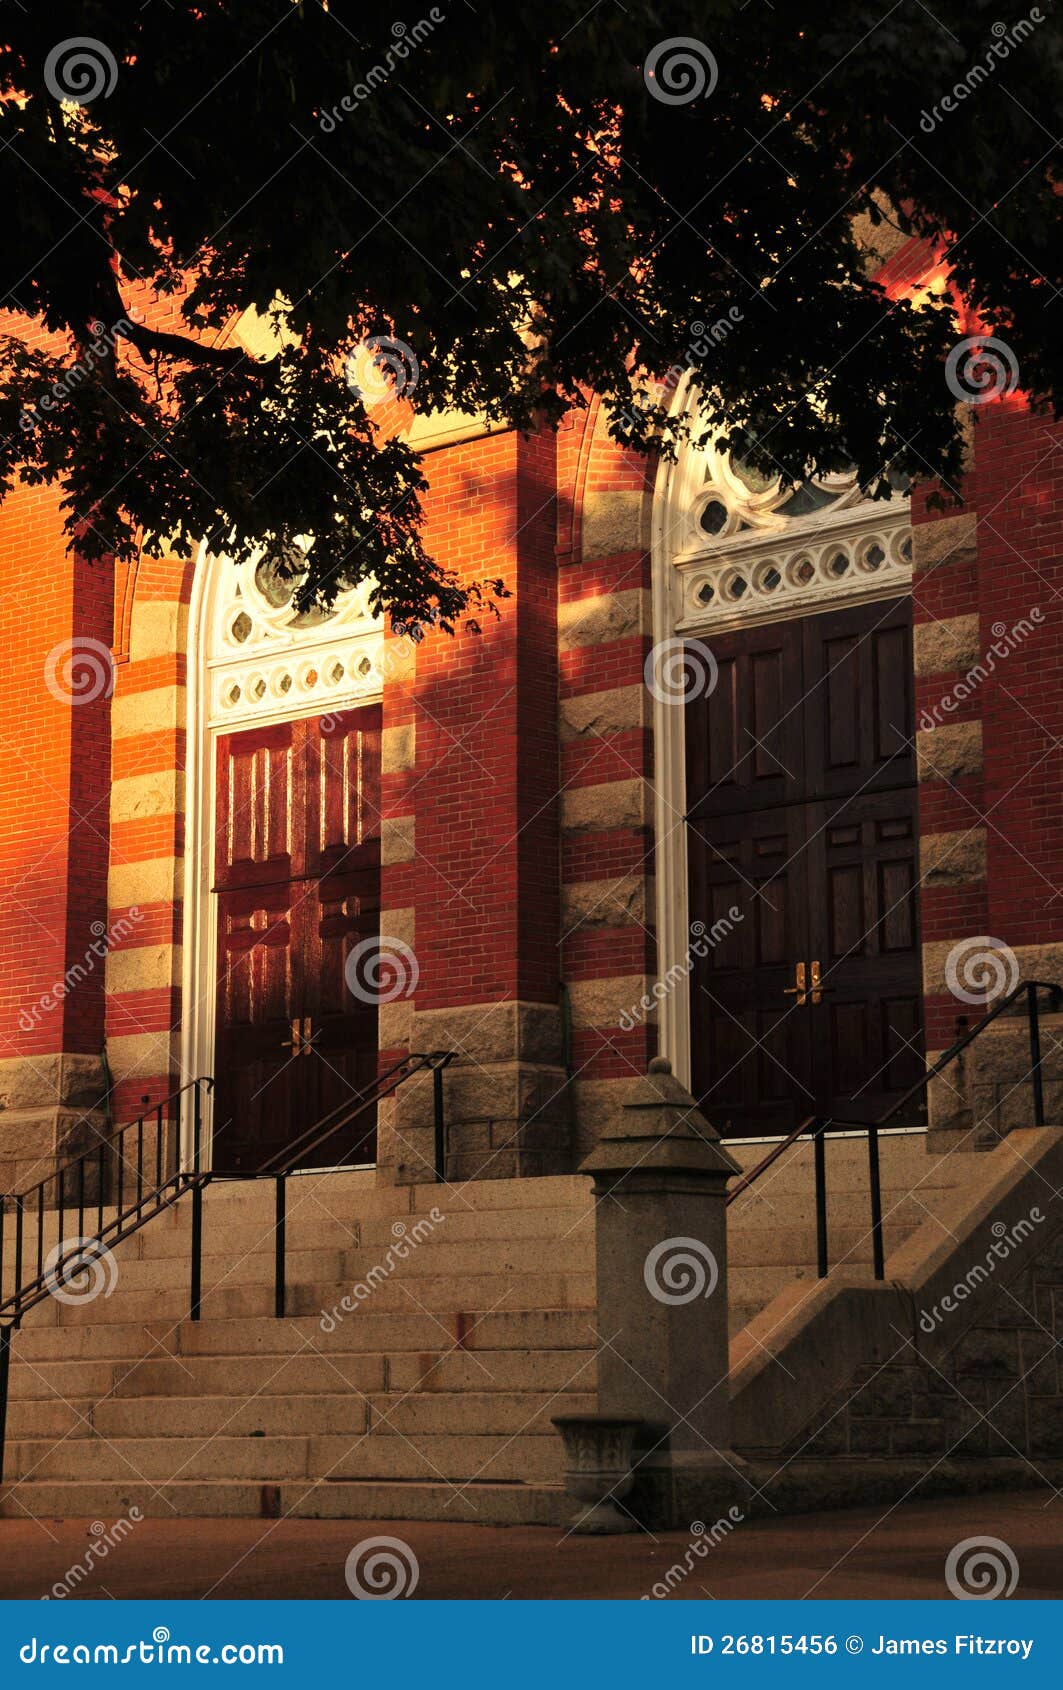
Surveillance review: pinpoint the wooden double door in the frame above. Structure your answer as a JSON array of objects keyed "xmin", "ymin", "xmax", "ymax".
[
  {"xmin": 685, "ymin": 597, "xmax": 925, "ymax": 1137},
  {"xmin": 211, "ymin": 705, "xmax": 382, "ymax": 1173}
]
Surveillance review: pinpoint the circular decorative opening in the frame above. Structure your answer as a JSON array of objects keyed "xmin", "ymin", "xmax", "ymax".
[
  {"xmin": 789, "ymin": 557, "xmax": 815, "ymax": 586},
  {"xmin": 277, "ymin": 673, "xmax": 293, "ymax": 695},
  {"xmin": 828, "ymin": 551, "xmax": 850, "ymax": 578},
  {"xmin": 863, "ymin": 543, "xmax": 885, "ymax": 572},
  {"xmin": 760, "ymin": 565, "xmax": 781, "ymax": 591},
  {"xmin": 231, "ymin": 612, "xmax": 253, "ymax": 644},
  {"xmin": 326, "ymin": 659, "xmax": 345, "ymax": 686},
  {"xmin": 223, "ymin": 681, "xmax": 241, "ymax": 707},
  {"xmin": 302, "ymin": 665, "xmax": 319, "ymax": 689},
  {"xmin": 249, "ymin": 675, "xmax": 267, "ymax": 701},
  {"xmin": 699, "ymin": 499, "xmax": 728, "ymax": 537},
  {"xmin": 696, "ymin": 581, "xmax": 716, "ymax": 606},
  {"xmin": 900, "ymin": 536, "xmax": 913, "ymax": 562},
  {"xmin": 357, "ymin": 655, "xmax": 373, "ymax": 677}
]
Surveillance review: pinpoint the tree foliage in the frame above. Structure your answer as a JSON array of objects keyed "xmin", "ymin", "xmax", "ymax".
[{"xmin": 0, "ymin": 1, "xmax": 1059, "ymax": 621}]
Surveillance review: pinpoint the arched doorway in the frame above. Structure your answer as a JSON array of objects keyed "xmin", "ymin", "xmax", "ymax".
[
  {"xmin": 651, "ymin": 388, "xmax": 925, "ymax": 1138},
  {"xmin": 181, "ymin": 544, "xmax": 385, "ymax": 1171}
]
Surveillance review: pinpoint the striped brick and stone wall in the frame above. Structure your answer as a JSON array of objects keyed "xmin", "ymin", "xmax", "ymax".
[{"xmin": 913, "ymin": 398, "xmax": 1063, "ymax": 1144}]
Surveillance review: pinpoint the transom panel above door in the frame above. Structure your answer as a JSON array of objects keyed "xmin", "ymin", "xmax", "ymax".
[{"xmin": 685, "ymin": 597, "xmax": 923, "ymax": 1137}]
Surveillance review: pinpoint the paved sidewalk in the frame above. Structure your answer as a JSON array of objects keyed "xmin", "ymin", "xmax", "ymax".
[{"xmin": 1, "ymin": 1489, "xmax": 1060, "ymax": 1600}]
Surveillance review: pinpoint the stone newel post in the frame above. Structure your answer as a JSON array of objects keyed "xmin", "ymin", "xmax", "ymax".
[{"xmin": 579, "ymin": 1057, "xmax": 743, "ymax": 1527}]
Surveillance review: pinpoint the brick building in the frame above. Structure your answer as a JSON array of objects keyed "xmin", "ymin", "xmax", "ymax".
[{"xmin": 1, "ymin": 237, "xmax": 1062, "ymax": 1533}]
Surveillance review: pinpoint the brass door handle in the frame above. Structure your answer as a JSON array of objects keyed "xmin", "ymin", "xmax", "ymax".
[
  {"xmin": 281, "ymin": 1016, "xmax": 315, "ymax": 1055},
  {"xmin": 810, "ymin": 960, "xmax": 834, "ymax": 1005},
  {"xmin": 783, "ymin": 961, "xmax": 808, "ymax": 1006}
]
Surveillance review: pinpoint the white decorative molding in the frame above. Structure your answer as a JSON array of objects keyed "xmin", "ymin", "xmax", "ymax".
[
  {"xmin": 675, "ymin": 504, "xmax": 912, "ymax": 635},
  {"xmin": 651, "ymin": 375, "xmax": 913, "ymax": 1091},
  {"xmin": 206, "ymin": 547, "xmax": 384, "ymax": 728}
]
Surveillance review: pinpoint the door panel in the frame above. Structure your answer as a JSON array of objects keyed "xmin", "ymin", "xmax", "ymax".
[
  {"xmin": 686, "ymin": 596, "xmax": 923, "ymax": 1136},
  {"xmin": 212, "ymin": 707, "xmax": 382, "ymax": 1173},
  {"xmin": 688, "ymin": 805, "xmax": 815, "ymax": 1135},
  {"xmin": 685, "ymin": 620, "xmax": 805, "ymax": 819}
]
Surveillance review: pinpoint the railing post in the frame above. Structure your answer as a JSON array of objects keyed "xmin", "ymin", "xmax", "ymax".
[
  {"xmin": 274, "ymin": 1176, "xmax": 286, "ymax": 1319},
  {"xmin": 0, "ymin": 1323, "xmax": 11, "ymax": 1488},
  {"xmin": 867, "ymin": 1126, "xmax": 885, "ymax": 1281},
  {"xmin": 13, "ymin": 1198, "xmax": 24, "ymax": 1320},
  {"xmin": 433, "ymin": 1059, "xmax": 446, "ymax": 1183},
  {"xmin": 813, "ymin": 1123, "xmax": 828, "ymax": 1278},
  {"xmin": 1028, "ymin": 982, "xmax": 1045, "ymax": 1127}
]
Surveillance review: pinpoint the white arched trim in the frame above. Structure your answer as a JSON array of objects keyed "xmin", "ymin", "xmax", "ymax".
[
  {"xmin": 178, "ymin": 542, "xmax": 384, "ymax": 1165},
  {"xmin": 651, "ymin": 376, "xmax": 912, "ymax": 1090}
]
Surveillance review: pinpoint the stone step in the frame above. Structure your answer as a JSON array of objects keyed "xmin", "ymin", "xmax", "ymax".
[
  {"xmin": 98, "ymin": 1347, "xmax": 598, "ymax": 1402},
  {"xmin": 9, "ymin": 1306, "xmax": 597, "ymax": 1364},
  {"xmin": 0, "ymin": 1478, "xmax": 570, "ymax": 1526},
  {"xmin": 131, "ymin": 1203, "xmax": 594, "ymax": 1262},
  {"xmin": 24, "ymin": 1271, "xmax": 594, "ymax": 1331},
  {"xmin": 84, "ymin": 1388, "xmax": 595, "ymax": 1441},
  {"xmin": 6, "ymin": 1430, "xmax": 563, "ymax": 1484},
  {"xmin": 96, "ymin": 1237, "xmax": 595, "ymax": 1290}
]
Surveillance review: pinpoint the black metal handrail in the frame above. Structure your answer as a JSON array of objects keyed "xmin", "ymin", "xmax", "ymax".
[
  {"xmin": 0, "ymin": 1048, "xmax": 456, "ymax": 1485},
  {"xmin": 727, "ymin": 979, "xmax": 1062, "ymax": 1284},
  {"xmin": 0, "ymin": 1078, "xmax": 213, "ymax": 1328}
]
